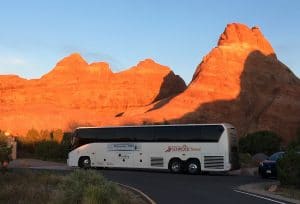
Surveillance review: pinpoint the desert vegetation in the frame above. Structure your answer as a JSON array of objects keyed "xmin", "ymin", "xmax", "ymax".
[
  {"xmin": 239, "ymin": 131, "xmax": 282, "ymax": 155},
  {"xmin": 238, "ymin": 129, "xmax": 300, "ymax": 190},
  {"xmin": 17, "ymin": 128, "xmax": 71, "ymax": 161},
  {"xmin": 238, "ymin": 131, "xmax": 282, "ymax": 167},
  {"xmin": 0, "ymin": 170, "xmax": 142, "ymax": 204},
  {"xmin": 277, "ymin": 132, "xmax": 300, "ymax": 189},
  {"xmin": 0, "ymin": 130, "xmax": 12, "ymax": 172}
]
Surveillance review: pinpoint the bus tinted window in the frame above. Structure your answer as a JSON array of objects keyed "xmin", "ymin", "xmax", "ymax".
[
  {"xmin": 175, "ymin": 126, "xmax": 200, "ymax": 141},
  {"xmin": 154, "ymin": 126, "xmax": 177, "ymax": 141},
  {"xmin": 200, "ymin": 125, "xmax": 224, "ymax": 142},
  {"xmin": 74, "ymin": 125, "xmax": 224, "ymax": 143},
  {"xmin": 133, "ymin": 127, "xmax": 154, "ymax": 141}
]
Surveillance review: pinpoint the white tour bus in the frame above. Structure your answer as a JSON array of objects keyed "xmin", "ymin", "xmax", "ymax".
[{"xmin": 67, "ymin": 123, "xmax": 239, "ymax": 174}]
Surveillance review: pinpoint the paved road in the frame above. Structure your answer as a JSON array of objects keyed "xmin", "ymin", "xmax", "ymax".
[
  {"xmin": 99, "ymin": 169, "xmax": 289, "ymax": 204},
  {"xmin": 9, "ymin": 159, "xmax": 291, "ymax": 204}
]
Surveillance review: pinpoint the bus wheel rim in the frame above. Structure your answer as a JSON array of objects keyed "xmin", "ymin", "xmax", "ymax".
[
  {"xmin": 188, "ymin": 163, "xmax": 198, "ymax": 173},
  {"xmin": 83, "ymin": 159, "xmax": 90, "ymax": 166},
  {"xmin": 171, "ymin": 163, "xmax": 180, "ymax": 172}
]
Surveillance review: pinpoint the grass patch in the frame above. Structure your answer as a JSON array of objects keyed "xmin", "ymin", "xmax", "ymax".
[
  {"xmin": 0, "ymin": 170, "xmax": 145, "ymax": 204},
  {"xmin": 276, "ymin": 186, "xmax": 300, "ymax": 200}
]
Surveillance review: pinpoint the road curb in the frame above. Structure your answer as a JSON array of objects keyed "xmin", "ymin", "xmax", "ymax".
[
  {"xmin": 116, "ymin": 182, "xmax": 156, "ymax": 204},
  {"xmin": 236, "ymin": 182, "xmax": 300, "ymax": 204}
]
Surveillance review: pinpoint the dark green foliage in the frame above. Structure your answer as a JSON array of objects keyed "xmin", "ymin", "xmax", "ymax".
[
  {"xmin": 287, "ymin": 129, "xmax": 300, "ymax": 151},
  {"xmin": 0, "ymin": 131, "xmax": 12, "ymax": 163},
  {"xmin": 18, "ymin": 128, "xmax": 42, "ymax": 154},
  {"xmin": 35, "ymin": 140, "xmax": 64, "ymax": 160},
  {"xmin": 18, "ymin": 129, "xmax": 72, "ymax": 161},
  {"xmin": 34, "ymin": 132, "xmax": 72, "ymax": 161},
  {"xmin": 239, "ymin": 131, "xmax": 281, "ymax": 155},
  {"xmin": 238, "ymin": 153, "xmax": 254, "ymax": 167},
  {"xmin": 277, "ymin": 149, "xmax": 300, "ymax": 188}
]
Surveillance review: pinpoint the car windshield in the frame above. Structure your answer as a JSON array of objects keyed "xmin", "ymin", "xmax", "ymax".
[{"xmin": 268, "ymin": 152, "xmax": 284, "ymax": 161}]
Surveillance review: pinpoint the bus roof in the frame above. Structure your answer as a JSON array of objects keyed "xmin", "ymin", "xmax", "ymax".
[{"xmin": 75, "ymin": 123, "xmax": 234, "ymax": 130}]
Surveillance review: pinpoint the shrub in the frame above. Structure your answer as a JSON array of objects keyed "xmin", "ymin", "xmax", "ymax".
[
  {"xmin": 0, "ymin": 131, "xmax": 12, "ymax": 161},
  {"xmin": 18, "ymin": 129, "xmax": 72, "ymax": 161},
  {"xmin": 0, "ymin": 131, "xmax": 12, "ymax": 173},
  {"xmin": 35, "ymin": 140, "xmax": 65, "ymax": 160},
  {"xmin": 288, "ymin": 129, "xmax": 300, "ymax": 151},
  {"xmin": 60, "ymin": 132, "xmax": 72, "ymax": 155},
  {"xmin": 277, "ymin": 149, "xmax": 300, "ymax": 188},
  {"xmin": 34, "ymin": 132, "xmax": 72, "ymax": 160},
  {"xmin": 239, "ymin": 131, "xmax": 281, "ymax": 155},
  {"xmin": 238, "ymin": 153, "xmax": 253, "ymax": 167},
  {"xmin": 56, "ymin": 170, "xmax": 123, "ymax": 204}
]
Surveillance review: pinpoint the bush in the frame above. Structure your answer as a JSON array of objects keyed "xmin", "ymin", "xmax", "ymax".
[
  {"xmin": 35, "ymin": 140, "xmax": 64, "ymax": 160},
  {"xmin": 239, "ymin": 131, "xmax": 281, "ymax": 155},
  {"xmin": 56, "ymin": 170, "xmax": 125, "ymax": 204},
  {"xmin": 18, "ymin": 129, "xmax": 72, "ymax": 161},
  {"xmin": 0, "ymin": 170, "xmax": 134, "ymax": 204},
  {"xmin": 288, "ymin": 129, "xmax": 300, "ymax": 151},
  {"xmin": 238, "ymin": 153, "xmax": 253, "ymax": 167},
  {"xmin": 277, "ymin": 149, "xmax": 300, "ymax": 188},
  {"xmin": 34, "ymin": 132, "xmax": 72, "ymax": 161},
  {"xmin": 0, "ymin": 131, "xmax": 12, "ymax": 162}
]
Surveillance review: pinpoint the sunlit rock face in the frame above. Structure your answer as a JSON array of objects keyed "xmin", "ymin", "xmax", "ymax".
[
  {"xmin": 134, "ymin": 23, "xmax": 300, "ymax": 142},
  {"xmin": 0, "ymin": 54, "xmax": 186, "ymax": 135},
  {"xmin": 1, "ymin": 23, "xmax": 299, "ymax": 143}
]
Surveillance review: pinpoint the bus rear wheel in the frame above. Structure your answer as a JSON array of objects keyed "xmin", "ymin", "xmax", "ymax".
[
  {"xmin": 186, "ymin": 159, "xmax": 201, "ymax": 175},
  {"xmin": 169, "ymin": 159, "xmax": 183, "ymax": 173},
  {"xmin": 79, "ymin": 156, "xmax": 91, "ymax": 169}
]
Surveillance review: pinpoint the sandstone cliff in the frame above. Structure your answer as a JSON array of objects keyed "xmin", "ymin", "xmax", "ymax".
[
  {"xmin": 0, "ymin": 54, "xmax": 186, "ymax": 135},
  {"xmin": 1, "ymin": 23, "xmax": 299, "ymax": 142},
  {"xmin": 131, "ymin": 23, "xmax": 300, "ymax": 142}
]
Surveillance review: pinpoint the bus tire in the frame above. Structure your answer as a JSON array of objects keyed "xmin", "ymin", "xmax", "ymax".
[
  {"xmin": 169, "ymin": 158, "xmax": 183, "ymax": 173},
  {"xmin": 186, "ymin": 159, "xmax": 201, "ymax": 175},
  {"xmin": 78, "ymin": 156, "xmax": 91, "ymax": 169}
]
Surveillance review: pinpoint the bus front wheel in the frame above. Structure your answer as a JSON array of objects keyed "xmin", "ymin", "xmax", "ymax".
[
  {"xmin": 169, "ymin": 159, "xmax": 183, "ymax": 173},
  {"xmin": 79, "ymin": 156, "xmax": 91, "ymax": 169}
]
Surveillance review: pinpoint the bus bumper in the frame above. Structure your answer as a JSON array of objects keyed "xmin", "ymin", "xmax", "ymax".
[{"xmin": 67, "ymin": 152, "xmax": 78, "ymax": 167}]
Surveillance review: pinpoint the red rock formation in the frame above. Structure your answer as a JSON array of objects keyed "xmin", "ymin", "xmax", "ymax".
[
  {"xmin": 134, "ymin": 23, "xmax": 300, "ymax": 142},
  {"xmin": 1, "ymin": 23, "xmax": 299, "ymax": 143},
  {"xmin": 0, "ymin": 54, "xmax": 186, "ymax": 135}
]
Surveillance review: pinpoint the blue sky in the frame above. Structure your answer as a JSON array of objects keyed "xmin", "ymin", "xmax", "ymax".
[{"xmin": 0, "ymin": 0, "xmax": 299, "ymax": 83}]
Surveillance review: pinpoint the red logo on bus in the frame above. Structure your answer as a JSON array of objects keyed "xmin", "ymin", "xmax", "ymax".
[{"xmin": 165, "ymin": 145, "xmax": 200, "ymax": 152}]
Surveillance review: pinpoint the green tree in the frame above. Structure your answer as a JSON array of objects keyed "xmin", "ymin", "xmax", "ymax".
[
  {"xmin": 239, "ymin": 131, "xmax": 281, "ymax": 155},
  {"xmin": 0, "ymin": 131, "xmax": 12, "ymax": 172},
  {"xmin": 277, "ymin": 149, "xmax": 300, "ymax": 188},
  {"xmin": 288, "ymin": 128, "xmax": 300, "ymax": 151}
]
